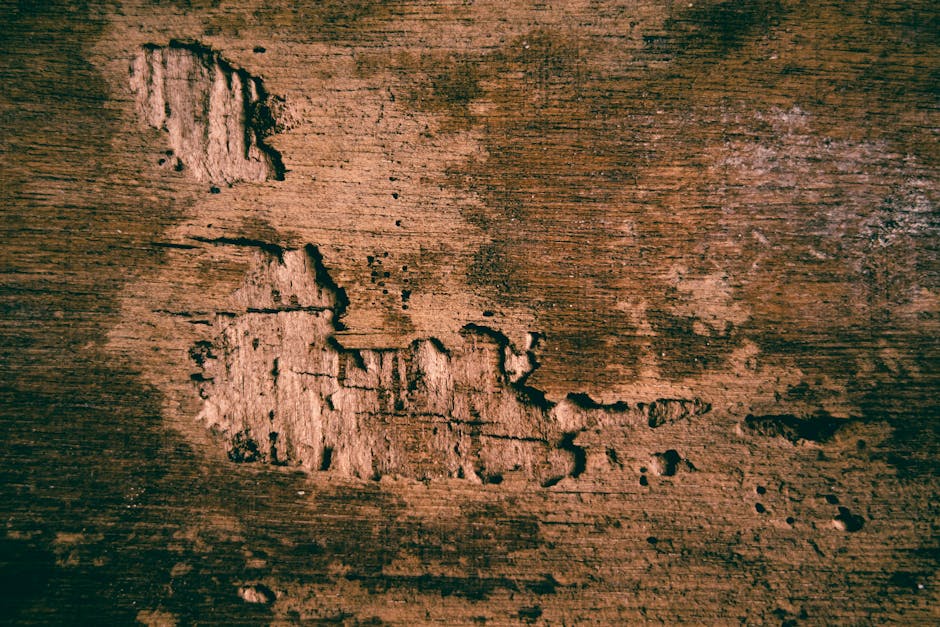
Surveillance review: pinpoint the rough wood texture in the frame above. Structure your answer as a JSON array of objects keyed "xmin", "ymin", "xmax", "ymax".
[
  {"xmin": 129, "ymin": 41, "xmax": 285, "ymax": 184},
  {"xmin": 1, "ymin": 0, "xmax": 937, "ymax": 624}
]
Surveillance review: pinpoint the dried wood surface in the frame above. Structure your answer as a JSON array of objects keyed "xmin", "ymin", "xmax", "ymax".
[{"xmin": 1, "ymin": 0, "xmax": 938, "ymax": 624}]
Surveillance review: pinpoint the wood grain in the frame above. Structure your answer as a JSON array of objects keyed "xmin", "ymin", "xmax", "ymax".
[{"xmin": 1, "ymin": 0, "xmax": 937, "ymax": 623}]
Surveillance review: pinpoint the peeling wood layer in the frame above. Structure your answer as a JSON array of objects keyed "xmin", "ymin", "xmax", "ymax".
[
  {"xmin": 130, "ymin": 41, "xmax": 284, "ymax": 185},
  {"xmin": 191, "ymin": 242, "xmax": 713, "ymax": 486}
]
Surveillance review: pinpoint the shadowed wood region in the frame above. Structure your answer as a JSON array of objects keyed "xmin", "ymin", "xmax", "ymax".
[{"xmin": 1, "ymin": 0, "xmax": 937, "ymax": 624}]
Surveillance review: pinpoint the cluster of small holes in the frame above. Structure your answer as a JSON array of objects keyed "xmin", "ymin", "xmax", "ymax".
[
  {"xmin": 156, "ymin": 149, "xmax": 183, "ymax": 173},
  {"xmin": 367, "ymin": 253, "xmax": 412, "ymax": 310},
  {"xmin": 755, "ymin": 485, "xmax": 767, "ymax": 514}
]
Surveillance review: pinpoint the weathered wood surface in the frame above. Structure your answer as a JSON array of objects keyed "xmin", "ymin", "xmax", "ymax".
[{"xmin": 1, "ymin": 0, "xmax": 937, "ymax": 624}]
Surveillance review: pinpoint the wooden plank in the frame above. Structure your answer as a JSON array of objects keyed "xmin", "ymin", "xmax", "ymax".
[{"xmin": 1, "ymin": 0, "xmax": 937, "ymax": 623}]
